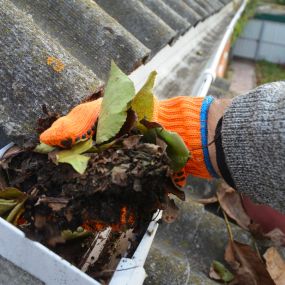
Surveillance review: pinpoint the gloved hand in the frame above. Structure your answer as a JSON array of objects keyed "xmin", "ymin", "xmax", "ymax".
[{"xmin": 40, "ymin": 96, "xmax": 217, "ymax": 182}]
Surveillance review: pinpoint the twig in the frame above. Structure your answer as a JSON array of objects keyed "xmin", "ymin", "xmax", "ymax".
[
  {"xmin": 222, "ymin": 209, "xmax": 234, "ymax": 242},
  {"xmin": 217, "ymin": 194, "xmax": 234, "ymax": 241},
  {"xmin": 253, "ymin": 240, "xmax": 263, "ymax": 261}
]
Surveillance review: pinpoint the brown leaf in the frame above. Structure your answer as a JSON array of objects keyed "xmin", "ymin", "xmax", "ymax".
[
  {"xmin": 1, "ymin": 146, "xmax": 23, "ymax": 160},
  {"xmin": 249, "ymin": 224, "xmax": 285, "ymax": 247},
  {"xmin": 135, "ymin": 143, "xmax": 162, "ymax": 155},
  {"xmin": 265, "ymin": 228, "xmax": 285, "ymax": 247},
  {"xmin": 162, "ymin": 198, "xmax": 179, "ymax": 224},
  {"xmin": 156, "ymin": 137, "xmax": 167, "ymax": 152},
  {"xmin": 163, "ymin": 178, "xmax": 185, "ymax": 201},
  {"xmin": 122, "ymin": 135, "xmax": 142, "ymax": 149},
  {"xmin": 34, "ymin": 214, "xmax": 47, "ymax": 229},
  {"xmin": 264, "ymin": 247, "xmax": 285, "ymax": 285},
  {"xmin": 111, "ymin": 164, "xmax": 129, "ymax": 186},
  {"xmin": 217, "ymin": 182, "xmax": 251, "ymax": 229},
  {"xmin": 38, "ymin": 197, "xmax": 69, "ymax": 212},
  {"xmin": 209, "ymin": 264, "xmax": 222, "ymax": 281},
  {"xmin": 225, "ymin": 240, "xmax": 275, "ymax": 285},
  {"xmin": 116, "ymin": 109, "xmax": 137, "ymax": 138},
  {"xmin": 140, "ymin": 119, "xmax": 163, "ymax": 129},
  {"xmin": 195, "ymin": 196, "xmax": 218, "ymax": 205}
]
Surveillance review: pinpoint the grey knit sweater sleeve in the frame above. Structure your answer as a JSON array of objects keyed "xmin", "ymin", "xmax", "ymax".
[{"xmin": 221, "ymin": 81, "xmax": 285, "ymax": 213}]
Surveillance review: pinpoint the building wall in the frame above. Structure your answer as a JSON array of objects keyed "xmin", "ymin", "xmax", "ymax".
[{"xmin": 233, "ymin": 18, "xmax": 285, "ymax": 64}]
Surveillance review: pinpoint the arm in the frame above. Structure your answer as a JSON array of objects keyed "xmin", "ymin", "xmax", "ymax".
[{"xmin": 208, "ymin": 82, "xmax": 285, "ymax": 213}]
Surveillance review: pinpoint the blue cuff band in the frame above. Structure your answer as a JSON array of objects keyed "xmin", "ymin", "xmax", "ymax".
[{"xmin": 200, "ymin": 96, "xmax": 219, "ymax": 178}]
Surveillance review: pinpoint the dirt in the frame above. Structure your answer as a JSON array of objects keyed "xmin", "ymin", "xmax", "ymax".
[{"xmin": 0, "ymin": 132, "xmax": 184, "ymax": 281}]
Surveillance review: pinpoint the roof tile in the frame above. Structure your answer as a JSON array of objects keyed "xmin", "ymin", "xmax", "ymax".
[
  {"xmin": 140, "ymin": 0, "xmax": 191, "ymax": 35},
  {"xmin": 163, "ymin": 0, "xmax": 202, "ymax": 26},
  {"xmin": 182, "ymin": 0, "xmax": 210, "ymax": 20},
  {"xmin": 10, "ymin": 0, "xmax": 150, "ymax": 80},
  {"xmin": 95, "ymin": 0, "xmax": 176, "ymax": 56},
  {"xmin": 0, "ymin": 0, "xmax": 102, "ymax": 144},
  {"xmin": 0, "ymin": 0, "xmax": 233, "ymax": 144}
]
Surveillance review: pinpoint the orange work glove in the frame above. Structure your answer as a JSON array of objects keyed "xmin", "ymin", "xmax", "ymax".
[
  {"xmin": 40, "ymin": 98, "xmax": 102, "ymax": 147},
  {"xmin": 40, "ymin": 96, "xmax": 218, "ymax": 181}
]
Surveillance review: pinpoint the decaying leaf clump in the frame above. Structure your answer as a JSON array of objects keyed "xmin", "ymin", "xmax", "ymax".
[
  {"xmin": 0, "ymin": 62, "xmax": 189, "ymax": 280},
  {"xmin": 1, "ymin": 134, "xmax": 178, "ymax": 246}
]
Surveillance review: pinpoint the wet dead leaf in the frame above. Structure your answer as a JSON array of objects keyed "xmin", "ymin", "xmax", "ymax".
[
  {"xmin": 1, "ymin": 146, "xmax": 23, "ymax": 160},
  {"xmin": 34, "ymin": 214, "xmax": 47, "ymax": 229},
  {"xmin": 264, "ymin": 247, "xmax": 285, "ymax": 285},
  {"xmin": 195, "ymin": 196, "xmax": 218, "ymax": 205},
  {"xmin": 217, "ymin": 183, "xmax": 251, "ymax": 230},
  {"xmin": 225, "ymin": 240, "xmax": 275, "ymax": 285},
  {"xmin": 111, "ymin": 165, "xmax": 129, "ymax": 187},
  {"xmin": 164, "ymin": 178, "xmax": 185, "ymax": 201},
  {"xmin": 116, "ymin": 109, "xmax": 137, "ymax": 138},
  {"xmin": 140, "ymin": 119, "xmax": 162, "ymax": 129},
  {"xmin": 265, "ymin": 228, "xmax": 285, "ymax": 247},
  {"xmin": 38, "ymin": 197, "xmax": 69, "ymax": 212},
  {"xmin": 122, "ymin": 135, "xmax": 142, "ymax": 149},
  {"xmin": 162, "ymin": 199, "xmax": 179, "ymax": 224}
]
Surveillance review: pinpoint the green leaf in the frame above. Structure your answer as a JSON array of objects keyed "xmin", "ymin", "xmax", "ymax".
[
  {"xmin": 34, "ymin": 143, "xmax": 56, "ymax": 154},
  {"xmin": 61, "ymin": 229, "xmax": 91, "ymax": 241},
  {"xmin": 6, "ymin": 198, "xmax": 27, "ymax": 223},
  {"xmin": 0, "ymin": 187, "xmax": 25, "ymax": 199},
  {"xmin": 141, "ymin": 120, "xmax": 190, "ymax": 171},
  {"xmin": 0, "ymin": 199, "xmax": 17, "ymax": 215},
  {"xmin": 212, "ymin": 260, "xmax": 234, "ymax": 283},
  {"xmin": 55, "ymin": 139, "xmax": 93, "ymax": 174},
  {"xmin": 96, "ymin": 61, "xmax": 136, "ymax": 144},
  {"xmin": 59, "ymin": 138, "xmax": 93, "ymax": 155},
  {"xmin": 156, "ymin": 128, "xmax": 190, "ymax": 171},
  {"xmin": 0, "ymin": 188, "xmax": 27, "ymax": 222},
  {"xmin": 132, "ymin": 71, "xmax": 157, "ymax": 130},
  {"xmin": 57, "ymin": 154, "xmax": 90, "ymax": 175}
]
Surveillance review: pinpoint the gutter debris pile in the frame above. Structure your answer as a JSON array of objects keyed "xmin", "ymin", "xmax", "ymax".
[{"xmin": 0, "ymin": 62, "xmax": 187, "ymax": 281}]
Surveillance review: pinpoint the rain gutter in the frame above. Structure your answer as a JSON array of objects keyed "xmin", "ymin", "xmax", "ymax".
[{"xmin": 192, "ymin": 0, "xmax": 247, "ymax": 97}]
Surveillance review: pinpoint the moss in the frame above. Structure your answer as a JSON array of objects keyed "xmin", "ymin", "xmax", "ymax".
[
  {"xmin": 256, "ymin": 60, "xmax": 285, "ymax": 85},
  {"xmin": 232, "ymin": 0, "xmax": 259, "ymax": 44}
]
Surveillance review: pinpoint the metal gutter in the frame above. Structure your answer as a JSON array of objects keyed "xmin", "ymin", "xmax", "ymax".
[
  {"xmin": 192, "ymin": 0, "xmax": 247, "ymax": 97},
  {"xmin": 129, "ymin": 1, "xmax": 237, "ymax": 95},
  {"xmin": 109, "ymin": 211, "xmax": 162, "ymax": 285}
]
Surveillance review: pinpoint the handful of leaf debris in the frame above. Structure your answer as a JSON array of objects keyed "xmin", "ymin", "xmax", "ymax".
[{"xmin": 0, "ymin": 62, "xmax": 189, "ymax": 249}]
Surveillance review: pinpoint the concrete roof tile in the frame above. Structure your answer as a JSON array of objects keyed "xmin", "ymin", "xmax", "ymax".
[
  {"xmin": 0, "ymin": 0, "xmax": 233, "ymax": 143},
  {"xmin": 163, "ymin": 0, "xmax": 202, "ymax": 26},
  {"xmin": 10, "ymin": 0, "xmax": 150, "ymax": 80},
  {"xmin": 183, "ymin": 0, "xmax": 210, "ymax": 20},
  {"xmin": 95, "ymin": 0, "xmax": 176, "ymax": 56},
  {"xmin": 0, "ymin": 0, "xmax": 102, "ymax": 144},
  {"xmin": 140, "ymin": 0, "xmax": 191, "ymax": 35}
]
